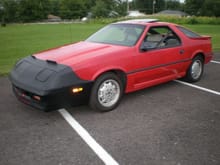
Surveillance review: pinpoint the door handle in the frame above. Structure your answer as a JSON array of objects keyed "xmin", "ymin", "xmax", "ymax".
[{"xmin": 179, "ymin": 49, "xmax": 184, "ymax": 55}]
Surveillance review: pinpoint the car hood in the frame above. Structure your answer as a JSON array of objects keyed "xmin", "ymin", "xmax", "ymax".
[{"xmin": 34, "ymin": 41, "xmax": 128, "ymax": 66}]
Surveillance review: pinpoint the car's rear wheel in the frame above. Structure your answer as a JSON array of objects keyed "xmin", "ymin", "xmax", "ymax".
[
  {"xmin": 89, "ymin": 73, "xmax": 124, "ymax": 112},
  {"xmin": 185, "ymin": 55, "xmax": 204, "ymax": 82}
]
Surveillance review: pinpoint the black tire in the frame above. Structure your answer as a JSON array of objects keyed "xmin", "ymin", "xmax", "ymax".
[
  {"xmin": 89, "ymin": 72, "xmax": 124, "ymax": 112},
  {"xmin": 184, "ymin": 55, "xmax": 204, "ymax": 83}
]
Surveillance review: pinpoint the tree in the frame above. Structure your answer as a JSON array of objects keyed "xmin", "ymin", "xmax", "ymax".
[
  {"xmin": 200, "ymin": 0, "xmax": 220, "ymax": 17},
  {"xmin": 114, "ymin": 0, "xmax": 127, "ymax": 16},
  {"xmin": 60, "ymin": 0, "xmax": 87, "ymax": 19},
  {"xmin": 135, "ymin": 0, "xmax": 165, "ymax": 14},
  {"xmin": 91, "ymin": 0, "xmax": 126, "ymax": 18},
  {"xmin": 84, "ymin": 0, "xmax": 96, "ymax": 11},
  {"xmin": 166, "ymin": 0, "xmax": 181, "ymax": 10},
  {"xmin": 185, "ymin": 0, "xmax": 205, "ymax": 15},
  {"xmin": 0, "ymin": 0, "xmax": 19, "ymax": 23},
  {"xmin": 18, "ymin": 0, "xmax": 50, "ymax": 22},
  {"xmin": 49, "ymin": 0, "xmax": 60, "ymax": 16},
  {"xmin": 185, "ymin": 0, "xmax": 220, "ymax": 16},
  {"xmin": 92, "ymin": 0, "xmax": 109, "ymax": 17}
]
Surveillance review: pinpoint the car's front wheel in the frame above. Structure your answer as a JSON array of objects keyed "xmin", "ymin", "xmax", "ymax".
[
  {"xmin": 185, "ymin": 55, "xmax": 204, "ymax": 82},
  {"xmin": 89, "ymin": 73, "xmax": 124, "ymax": 112}
]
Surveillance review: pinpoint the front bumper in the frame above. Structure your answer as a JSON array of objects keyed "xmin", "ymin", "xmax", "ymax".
[
  {"xmin": 12, "ymin": 82, "xmax": 92, "ymax": 111},
  {"xmin": 10, "ymin": 56, "xmax": 93, "ymax": 111}
]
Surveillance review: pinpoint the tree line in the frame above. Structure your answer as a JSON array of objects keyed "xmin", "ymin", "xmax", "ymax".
[
  {"xmin": 0, "ymin": 0, "xmax": 219, "ymax": 23},
  {"xmin": 132, "ymin": 0, "xmax": 220, "ymax": 16},
  {"xmin": 185, "ymin": 0, "xmax": 220, "ymax": 16},
  {"xmin": 0, "ymin": 0, "xmax": 127, "ymax": 23}
]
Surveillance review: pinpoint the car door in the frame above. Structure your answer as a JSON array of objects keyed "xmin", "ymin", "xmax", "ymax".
[{"xmin": 132, "ymin": 26, "xmax": 186, "ymax": 90}]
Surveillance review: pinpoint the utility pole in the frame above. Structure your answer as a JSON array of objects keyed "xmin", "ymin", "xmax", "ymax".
[
  {"xmin": 165, "ymin": 0, "xmax": 167, "ymax": 10},
  {"xmin": 0, "ymin": 5, "xmax": 6, "ymax": 27},
  {"xmin": 152, "ymin": 0, "xmax": 156, "ymax": 14},
  {"xmin": 126, "ymin": 0, "xmax": 129, "ymax": 13}
]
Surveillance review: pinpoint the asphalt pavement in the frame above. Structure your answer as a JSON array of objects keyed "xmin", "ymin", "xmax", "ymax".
[{"xmin": 0, "ymin": 54, "xmax": 220, "ymax": 165}]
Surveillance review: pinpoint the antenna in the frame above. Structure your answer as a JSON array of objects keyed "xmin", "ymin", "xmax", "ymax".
[{"xmin": 69, "ymin": 21, "xmax": 73, "ymax": 43}]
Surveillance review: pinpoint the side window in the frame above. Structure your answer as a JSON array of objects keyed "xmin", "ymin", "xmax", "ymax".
[
  {"xmin": 141, "ymin": 26, "xmax": 181, "ymax": 50},
  {"xmin": 177, "ymin": 26, "xmax": 201, "ymax": 38}
]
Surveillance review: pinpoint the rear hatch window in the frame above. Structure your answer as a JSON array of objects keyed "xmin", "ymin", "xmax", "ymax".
[{"xmin": 177, "ymin": 26, "xmax": 201, "ymax": 38}]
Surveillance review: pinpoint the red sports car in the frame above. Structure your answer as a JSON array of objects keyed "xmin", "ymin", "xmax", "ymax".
[{"xmin": 10, "ymin": 19, "xmax": 213, "ymax": 112}]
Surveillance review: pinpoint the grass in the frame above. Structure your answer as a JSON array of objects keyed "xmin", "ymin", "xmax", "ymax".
[
  {"xmin": 0, "ymin": 23, "xmax": 104, "ymax": 76},
  {"xmin": 0, "ymin": 23, "xmax": 219, "ymax": 76}
]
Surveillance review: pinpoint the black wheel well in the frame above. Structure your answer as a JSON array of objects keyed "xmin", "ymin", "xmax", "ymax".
[
  {"xmin": 96, "ymin": 70, "xmax": 127, "ymax": 87},
  {"xmin": 194, "ymin": 53, "xmax": 205, "ymax": 62}
]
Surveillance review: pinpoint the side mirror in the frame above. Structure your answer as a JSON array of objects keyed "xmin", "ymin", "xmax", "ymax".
[
  {"xmin": 140, "ymin": 44, "xmax": 148, "ymax": 52},
  {"xmin": 140, "ymin": 42, "xmax": 157, "ymax": 52}
]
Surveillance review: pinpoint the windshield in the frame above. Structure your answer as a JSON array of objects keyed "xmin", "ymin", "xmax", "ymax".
[{"xmin": 86, "ymin": 24, "xmax": 145, "ymax": 46}]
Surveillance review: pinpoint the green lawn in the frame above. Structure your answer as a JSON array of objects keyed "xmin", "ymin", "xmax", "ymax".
[
  {"xmin": 0, "ymin": 23, "xmax": 219, "ymax": 76},
  {"xmin": 0, "ymin": 23, "xmax": 104, "ymax": 76}
]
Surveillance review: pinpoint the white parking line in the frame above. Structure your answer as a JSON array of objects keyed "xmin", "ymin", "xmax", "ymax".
[
  {"xmin": 58, "ymin": 108, "xmax": 119, "ymax": 165},
  {"xmin": 211, "ymin": 60, "xmax": 220, "ymax": 64},
  {"xmin": 174, "ymin": 80, "xmax": 220, "ymax": 96}
]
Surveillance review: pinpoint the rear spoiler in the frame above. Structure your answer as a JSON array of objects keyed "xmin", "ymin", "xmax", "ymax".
[{"xmin": 190, "ymin": 35, "xmax": 212, "ymax": 40}]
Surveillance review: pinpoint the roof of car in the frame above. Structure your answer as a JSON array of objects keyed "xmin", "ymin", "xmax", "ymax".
[
  {"xmin": 115, "ymin": 19, "xmax": 175, "ymax": 26},
  {"xmin": 120, "ymin": 19, "xmax": 158, "ymax": 23}
]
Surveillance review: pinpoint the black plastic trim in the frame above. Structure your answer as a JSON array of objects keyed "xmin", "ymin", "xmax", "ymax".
[
  {"xmin": 10, "ymin": 56, "xmax": 93, "ymax": 111},
  {"xmin": 126, "ymin": 58, "xmax": 191, "ymax": 75}
]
